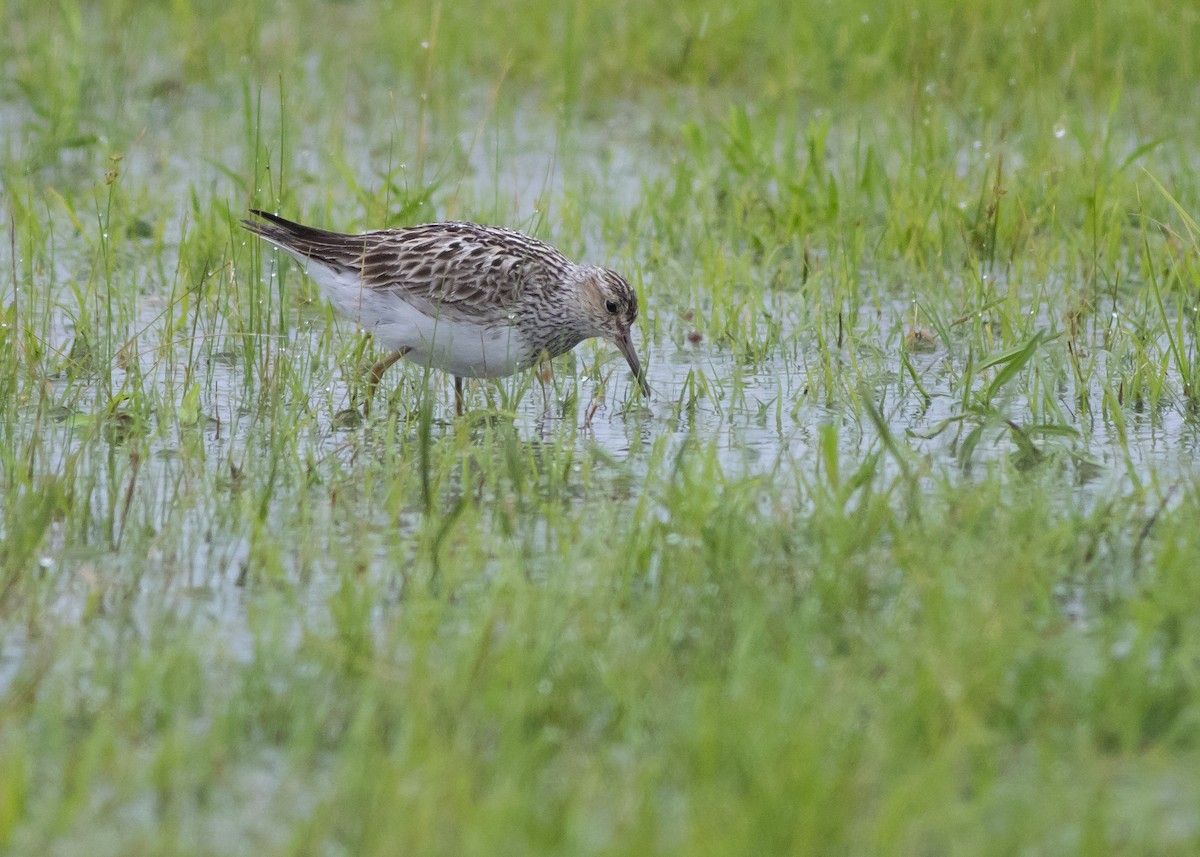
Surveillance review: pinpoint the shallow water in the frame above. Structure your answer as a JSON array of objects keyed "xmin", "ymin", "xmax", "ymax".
[{"xmin": 3, "ymin": 82, "xmax": 1199, "ymax": 699}]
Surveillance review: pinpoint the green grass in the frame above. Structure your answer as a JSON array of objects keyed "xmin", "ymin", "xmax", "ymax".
[{"xmin": 4, "ymin": 0, "xmax": 1200, "ymax": 854}]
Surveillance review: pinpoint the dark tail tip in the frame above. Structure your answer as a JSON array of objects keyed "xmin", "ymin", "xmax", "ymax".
[
  {"xmin": 243, "ymin": 209, "xmax": 297, "ymax": 230},
  {"xmin": 241, "ymin": 209, "xmax": 281, "ymax": 238},
  {"xmin": 241, "ymin": 210, "xmax": 341, "ymax": 244},
  {"xmin": 247, "ymin": 209, "xmax": 287, "ymax": 224}
]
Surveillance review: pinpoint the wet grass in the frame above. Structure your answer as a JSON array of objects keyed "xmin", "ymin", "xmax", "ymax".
[{"xmin": 4, "ymin": 0, "xmax": 1200, "ymax": 854}]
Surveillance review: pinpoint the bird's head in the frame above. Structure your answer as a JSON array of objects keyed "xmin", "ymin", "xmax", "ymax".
[{"xmin": 578, "ymin": 267, "xmax": 649, "ymax": 396}]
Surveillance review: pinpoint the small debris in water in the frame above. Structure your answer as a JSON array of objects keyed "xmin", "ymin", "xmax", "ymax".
[
  {"xmin": 103, "ymin": 411, "xmax": 137, "ymax": 444},
  {"xmin": 332, "ymin": 408, "xmax": 363, "ymax": 431},
  {"xmin": 904, "ymin": 327, "xmax": 938, "ymax": 353},
  {"xmin": 127, "ymin": 218, "xmax": 155, "ymax": 239}
]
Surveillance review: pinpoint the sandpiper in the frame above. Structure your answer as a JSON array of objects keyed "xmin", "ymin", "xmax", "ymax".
[{"xmin": 241, "ymin": 210, "xmax": 649, "ymax": 414}]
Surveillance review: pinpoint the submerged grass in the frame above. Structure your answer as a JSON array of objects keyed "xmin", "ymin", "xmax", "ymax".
[{"xmin": 4, "ymin": 0, "xmax": 1200, "ymax": 854}]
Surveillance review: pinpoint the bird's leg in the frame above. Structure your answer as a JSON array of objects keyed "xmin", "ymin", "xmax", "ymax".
[
  {"xmin": 364, "ymin": 347, "xmax": 409, "ymax": 417},
  {"xmin": 454, "ymin": 376, "xmax": 465, "ymax": 417},
  {"xmin": 536, "ymin": 354, "xmax": 554, "ymax": 415}
]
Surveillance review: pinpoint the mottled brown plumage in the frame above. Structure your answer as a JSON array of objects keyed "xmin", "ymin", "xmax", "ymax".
[{"xmin": 241, "ymin": 210, "xmax": 648, "ymax": 412}]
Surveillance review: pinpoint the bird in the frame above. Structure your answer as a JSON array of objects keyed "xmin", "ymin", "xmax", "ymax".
[{"xmin": 241, "ymin": 210, "xmax": 649, "ymax": 415}]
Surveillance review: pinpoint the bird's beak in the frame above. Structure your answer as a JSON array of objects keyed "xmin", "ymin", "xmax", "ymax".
[{"xmin": 614, "ymin": 329, "xmax": 650, "ymax": 397}]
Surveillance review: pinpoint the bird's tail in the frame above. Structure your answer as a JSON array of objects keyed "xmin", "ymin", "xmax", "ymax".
[{"xmin": 241, "ymin": 210, "xmax": 366, "ymax": 270}]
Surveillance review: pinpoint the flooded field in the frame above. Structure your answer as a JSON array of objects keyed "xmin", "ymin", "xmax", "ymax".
[{"xmin": 4, "ymin": 1, "xmax": 1200, "ymax": 854}]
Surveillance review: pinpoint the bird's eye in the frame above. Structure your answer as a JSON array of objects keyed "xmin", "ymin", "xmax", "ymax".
[{"xmin": 605, "ymin": 299, "xmax": 618, "ymax": 314}]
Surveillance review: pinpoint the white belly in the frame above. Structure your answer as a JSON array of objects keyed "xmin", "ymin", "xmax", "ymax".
[
  {"xmin": 299, "ymin": 258, "xmax": 530, "ymax": 378},
  {"xmin": 376, "ymin": 301, "xmax": 528, "ymax": 378}
]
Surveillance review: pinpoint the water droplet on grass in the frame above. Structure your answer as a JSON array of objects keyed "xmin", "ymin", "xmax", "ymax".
[{"xmin": 333, "ymin": 409, "xmax": 363, "ymax": 431}]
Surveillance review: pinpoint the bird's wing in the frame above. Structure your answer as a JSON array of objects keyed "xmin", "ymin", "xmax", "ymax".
[{"xmin": 243, "ymin": 212, "xmax": 571, "ymax": 325}]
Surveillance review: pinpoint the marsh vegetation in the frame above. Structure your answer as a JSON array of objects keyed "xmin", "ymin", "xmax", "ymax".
[{"xmin": 4, "ymin": 0, "xmax": 1200, "ymax": 853}]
